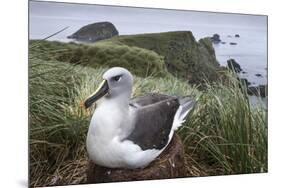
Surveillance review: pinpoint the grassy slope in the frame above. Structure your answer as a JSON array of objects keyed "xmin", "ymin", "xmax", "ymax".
[
  {"xmin": 98, "ymin": 31, "xmax": 221, "ymax": 85},
  {"xmin": 30, "ymin": 31, "xmax": 221, "ymax": 86},
  {"xmin": 29, "ymin": 32, "xmax": 267, "ymax": 187},
  {"xmin": 30, "ymin": 40, "xmax": 168, "ymax": 78}
]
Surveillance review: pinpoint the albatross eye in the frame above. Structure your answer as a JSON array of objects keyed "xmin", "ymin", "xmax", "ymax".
[{"xmin": 112, "ymin": 75, "xmax": 122, "ymax": 82}]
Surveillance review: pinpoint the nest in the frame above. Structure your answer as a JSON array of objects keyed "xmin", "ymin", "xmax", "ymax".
[{"xmin": 86, "ymin": 134, "xmax": 186, "ymax": 183}]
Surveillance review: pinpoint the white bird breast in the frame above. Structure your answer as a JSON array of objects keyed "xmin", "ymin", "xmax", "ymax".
[{"xmin": 86, "ymin": 99, "xmax": 164, "ymax": 168}]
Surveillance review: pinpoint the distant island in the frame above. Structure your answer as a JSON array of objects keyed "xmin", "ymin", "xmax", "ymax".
[{"xmin": 67, "ymin": 22, "xmax": 119, "ymax": 42}]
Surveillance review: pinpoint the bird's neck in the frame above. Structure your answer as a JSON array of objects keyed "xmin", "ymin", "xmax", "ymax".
[
  {"xmin": 106, "ymin": 91, "xmax": 132, "ymax": 107},
  {"xmin": 90, "ymin": 93, "xmax": 132, "ymax": 139}
]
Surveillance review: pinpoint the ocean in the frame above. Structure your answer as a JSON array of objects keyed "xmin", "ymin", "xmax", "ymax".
[{"xmin": 29, "ymin": 1, "xmax": 268, "ymax": 102}]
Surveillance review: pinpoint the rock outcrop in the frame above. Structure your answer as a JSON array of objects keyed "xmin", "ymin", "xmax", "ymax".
[
  {"xmin": 67, "ymin": 22, "xmax": 119, "ymax": 42},
  {"xmin": 210, "ymin": 34, "xmax": 221, "ymax": 44},
  {"xmin": 227, "ymin": 58, "xmax": 242, "ymax": 73},
  {"xmin": 247, "ymin": 85, "xmax": 267, "ymax": 97},
  {"xmin": 240, "ymin": 78, "xmax": 251, "ymax": 86}
]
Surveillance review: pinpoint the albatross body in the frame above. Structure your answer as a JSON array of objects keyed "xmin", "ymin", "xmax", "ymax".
[{"xmin": 84, "ymin": 67, "xmax": 195, "ymax": 169}]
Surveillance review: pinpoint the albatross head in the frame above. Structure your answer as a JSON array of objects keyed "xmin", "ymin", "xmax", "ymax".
[{"xmin": 84, "ymin": 67, "xmax": 133, "ymax": 109}]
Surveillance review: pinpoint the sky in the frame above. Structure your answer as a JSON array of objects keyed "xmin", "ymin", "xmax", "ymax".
[{"xmin": 29, "ymin": 0, "xmax": 267, "ymax": 37}]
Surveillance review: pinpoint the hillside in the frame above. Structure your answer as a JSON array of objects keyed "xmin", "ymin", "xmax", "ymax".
[
  {"xmin": 30, "ymin": 40, "xmax": 168, "ymax": 78},
  {"xmin": 30, "ymin": 31, "xmax": 221, "ymax": 86},
  {"xmin": 98, "ymin": 31, "xmax": 221, "ymax": 85}
]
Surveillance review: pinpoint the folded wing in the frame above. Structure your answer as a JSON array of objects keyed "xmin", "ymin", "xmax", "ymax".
[{"xmin": 126, "ymin": 93, "xmax": 195, "ymax": 150}]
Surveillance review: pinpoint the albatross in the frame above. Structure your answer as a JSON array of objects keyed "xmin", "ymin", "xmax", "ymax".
[{"xmin": 84, "ymin": 67, "xmax": 196, "ymax": 169}]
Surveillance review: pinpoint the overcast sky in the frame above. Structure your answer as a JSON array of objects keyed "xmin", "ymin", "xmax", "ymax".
[{"xmin": 30, "ymin": 1, "xmax": 267, "ymax": 32}]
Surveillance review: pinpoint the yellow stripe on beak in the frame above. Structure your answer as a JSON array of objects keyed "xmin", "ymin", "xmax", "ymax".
[
  {"xmin": 84, "ymin": 79, "xmax": 109, "ymax": 109},
  {"xmin": 88, "ymin": 79, "xmax": 106, "ymax": 98}
]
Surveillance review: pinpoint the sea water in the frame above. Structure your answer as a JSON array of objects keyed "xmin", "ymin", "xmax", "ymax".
[{"xmin": 29, "ymin": 1, "xmax": 267, "ymax": 106}]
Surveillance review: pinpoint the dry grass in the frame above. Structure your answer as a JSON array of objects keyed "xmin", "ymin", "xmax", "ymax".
[{"xmin": 31, "ymin": 146, "xmax": 88, "ymax": 187}]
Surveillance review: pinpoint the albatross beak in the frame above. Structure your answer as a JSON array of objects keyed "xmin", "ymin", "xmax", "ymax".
[{"xmin": 84, "ymin": 80, "xmax": 109, "ymax": 109}]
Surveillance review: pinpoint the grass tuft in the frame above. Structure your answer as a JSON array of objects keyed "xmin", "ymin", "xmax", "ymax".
[{"xmin": 179, "ymin": 74, "xmax": 267, "ymax": 174}]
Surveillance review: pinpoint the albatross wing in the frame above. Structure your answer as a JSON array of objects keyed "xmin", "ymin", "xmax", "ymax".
[{"xmin": 126, "ymin": 93, "xmax": 195, "ymax": 151}]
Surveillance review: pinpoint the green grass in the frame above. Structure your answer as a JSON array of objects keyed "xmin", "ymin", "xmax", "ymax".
[
  {"xmin": 29, "ymin": 38, "xmax": 267, "ymax": 187},
  {"xmin": 179, "ymin": 74, "xmax": 267, "ymax": 174},
  {"xmin": 29, "ymin": 49, "xmax": 197, "ymax": 187},
  {"xmin": 30, "ymin": 40, "xmax": 168, "ymax": 78},
  {"xmin": 29, "ymin": 58, "xmax": 92, "ymax": 186}
]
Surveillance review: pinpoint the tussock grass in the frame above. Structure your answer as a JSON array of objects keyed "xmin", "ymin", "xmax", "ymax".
[
  {"xmin": 29, "ymin": 58, "xmax": 92, "ymax": 187},
  {"xmin": 29, "ymin": 39, "xmax": 267, "ymax": 187},
  {"xmin": 179, "ymin": 74, "xmax": 267, "ymax": 175},
  {"xmin": 29, "ymin": 53, "xmax": 197, "ymax": 187}
]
